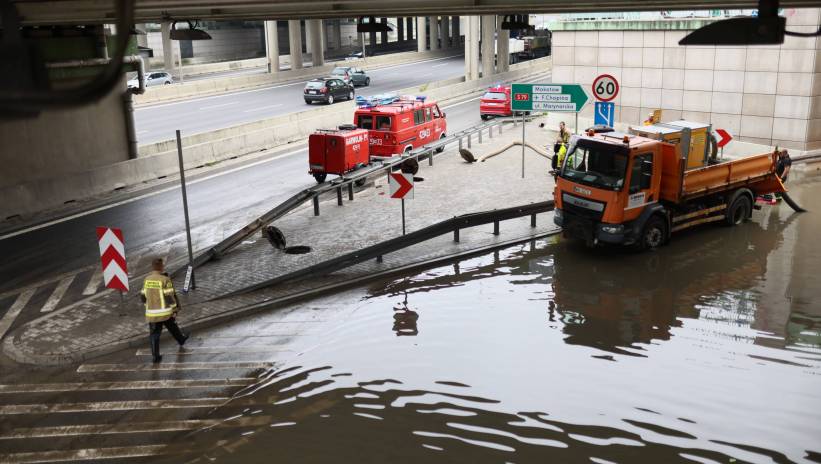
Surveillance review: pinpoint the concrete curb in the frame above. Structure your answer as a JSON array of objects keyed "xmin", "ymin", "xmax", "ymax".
[{"xmin": 2, "ymin": 228, "xmax": 560, "ymax": 366}]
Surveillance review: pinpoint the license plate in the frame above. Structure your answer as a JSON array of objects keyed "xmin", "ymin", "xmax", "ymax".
[{"xmin": 309, "ymin": 90, "xmax": 317, "ymax": 94}]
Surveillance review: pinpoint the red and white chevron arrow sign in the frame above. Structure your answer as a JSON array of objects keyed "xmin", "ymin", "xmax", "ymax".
[{"xmin": 96, "ymin": 227, "xmax": 129, "ymax": 292}]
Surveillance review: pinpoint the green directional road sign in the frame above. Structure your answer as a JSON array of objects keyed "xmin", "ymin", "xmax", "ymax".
[{"xmin": 510, "ymin": 83, "xmax": 590, "ymax": 112}]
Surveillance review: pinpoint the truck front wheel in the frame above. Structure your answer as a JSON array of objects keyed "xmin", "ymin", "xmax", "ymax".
[
  {"xmin": 638, "ymin": 216, "xmax": 667, "ymax": 251},
  {"xmin": 726, "ymin": 194, "xmax": 751, "ymax": 226}
]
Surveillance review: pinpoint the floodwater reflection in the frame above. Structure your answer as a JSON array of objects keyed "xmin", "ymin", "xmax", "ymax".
[{"xmin": 175, "ymin": 178, "xmax": 821, "ymax": 464}]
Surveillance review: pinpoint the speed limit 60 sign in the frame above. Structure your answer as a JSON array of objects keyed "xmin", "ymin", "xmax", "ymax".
[{"xmin": 592, "ymin": 74, "xmax": 619, "ymax": 102}]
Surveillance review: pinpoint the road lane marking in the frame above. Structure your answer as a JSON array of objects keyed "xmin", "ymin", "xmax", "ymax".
[
  {"xmin": 0, "ymin": 378, "xmax": 255, "ymax": 394},
  {"xmin": 135, "ymin": 346, "xmax": 292, "ymax": 355},
  {"xmin": 0, "ymin": 416, "xmax": 272, "ymax": 439},
  {"xmin": 137, "ymin": 54, "xmax": 463, "ymax": 111},
  {"xmin": 1, "ymin": 68, "xmax": 552, "ymax": 242},
  {"xmin": 431, "ymin": 63, "xmax": 449, "ymax": 68},
  {"xmin": 40, "ymin": 275, "xmax": 75, "ymax": 313},
  {"xmin": 81, "ymin": 267, "xmax": 102, "ymax": 296},
  {"xmin": 0, "ymin": 148, "xmax": 306, "ymax": 241},
  {"xmin": 76, "ymin": 361, "xmax": 274, "ymax": 372},
  {"xmin": 0, "ymin": 397, "xmax": 230, "ymax": 415},
  {"xmin": 0, "ymin": 445, "xmax": 176, "ymax": 463},
  {"xmin": 0, "ymin": 288, "xmax": 35, "ymax": 340},
  {"xmin": 199, "ymin": 101, "xmax": 239, "ymax": 110},
  {"xmin": 243, "ymin": 104, "xmax": 284, "ymax": 113}
]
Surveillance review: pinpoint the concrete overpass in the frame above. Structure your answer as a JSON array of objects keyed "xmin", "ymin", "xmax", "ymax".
[{"xmin": 9, "ymin": 0, "xmax": 821, "ymax": 24}]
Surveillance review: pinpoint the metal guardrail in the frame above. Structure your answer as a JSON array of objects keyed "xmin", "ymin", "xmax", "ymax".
[
  {"xmin": 223, "ymin": 200, "xmax": 555, "ymax": 297},
  {"xmin": 180, "ymin": 117, "xmax": 515, "ymax": 274}
]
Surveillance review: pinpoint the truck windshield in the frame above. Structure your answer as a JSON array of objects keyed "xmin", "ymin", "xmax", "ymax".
[{"xmin": 559, "ymin": 139, "xmax": 629, "ymax": 191}]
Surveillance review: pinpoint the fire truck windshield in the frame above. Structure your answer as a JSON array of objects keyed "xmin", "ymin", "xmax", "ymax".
[{"xmin": 559, "ymin": 138, "xmax": 629, "ymax": 191}]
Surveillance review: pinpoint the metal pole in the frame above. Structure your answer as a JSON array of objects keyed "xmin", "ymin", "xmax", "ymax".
[
  {"xmin": 521, "ymin": 112, "xmax": 526, "ymax": 179},
  {"xmin": 348, "ymin": 182, "xmax": 354, "ymax": 200},
  {"xmin": 575, "ymin": 111, "xmax": 579, "ymax": 135},
  {"xmin": 361, "ymin": 32, "xmax": 366, "ymax": 58},
  {"xmin": 175, "ymin": 130, "xmax": 195, "ymax": 289},
  {"xmin": 401, "ymin": 198, "xmax": 406, "ymax": 235}
]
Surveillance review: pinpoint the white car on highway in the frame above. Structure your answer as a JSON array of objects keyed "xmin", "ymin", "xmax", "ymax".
[{"xmin": 127, "ymin": 71, "xmax": 173, "ymax": 89}]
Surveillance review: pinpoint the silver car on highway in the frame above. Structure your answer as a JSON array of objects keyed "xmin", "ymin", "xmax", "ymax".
[{"xmin": 127, "ymin": 71, "xmax": 173, "ymax": 89}]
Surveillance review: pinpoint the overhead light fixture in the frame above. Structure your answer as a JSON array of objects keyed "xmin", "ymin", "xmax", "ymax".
[
  {"xmin": 356, "ymin": 16, "xmax": 392, "ymax": 33},
  {"xmin": 170, "ymin": 21, "xmax": 212, "ymax": 40},
  {"xmin": 680, "ymin": 0, "xmax": 797, "ymax": 45}
]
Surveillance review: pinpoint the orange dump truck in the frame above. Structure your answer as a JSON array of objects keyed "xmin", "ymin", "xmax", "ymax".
[{"xmin": 553, "ymin": 120, "xmax": 787, "ymax": 250}]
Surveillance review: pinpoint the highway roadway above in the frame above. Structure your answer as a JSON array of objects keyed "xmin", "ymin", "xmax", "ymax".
[
  {"xmin": 135, "ymin": 54, "xmax": 466, "ymax": 144},
  {"xmin": 0, "ymin": 67, "xmax": 550, "ymax": 296}
]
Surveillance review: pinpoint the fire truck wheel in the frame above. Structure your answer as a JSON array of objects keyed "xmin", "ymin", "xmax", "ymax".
[
  {"xmin": 313, "ymin": 173, "xmax": 327, "ymax": 183},
  {"xmin": 637, "ymin": 215, "xmax": 667, "ymax": 251},
  {"xmin": 327, "ymin": 95, "xmax": 334, "ymax": 105},
  {"xmin": 481, "ymin": 115, "xmax": 489, "ymax": 121},
  {"xmin": 354, "ymin": 178, "xmax": 367, "ymax": 187}
]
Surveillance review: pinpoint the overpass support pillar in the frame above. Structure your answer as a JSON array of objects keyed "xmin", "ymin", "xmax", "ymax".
[
  {"xmin": 288, "ymin": 20, "xmax": 303, "ymax": 70},
  {"xmin": 397, "ymin": 17, "xmax": 404, "ymax": 42},
  {"xmin": 441, "ymin": 15, "xmax": 450, "ymax": 48},
  {"xmin": 464, "ymin": 16, "xmax": 480, "ymax": 80},
  {"xmin": 264, "ymin": 20, "xmax": 280, "ymax": 73},
  {"xmin": 481, "ymin": 15, "xmax": 495, "ymax": 78},
  {"xmin": 161, "ymin": 21, "xmax": 174, "ymax": 75},
  {"xmin": 429, "ymin": 16, "xmax": 440, "ymax": 51},
  {"xmin": 407, "ymin": 18, "xmax": 414, "ymax": 41},
  {"xmin": 308, "ymin": 20, "xmax": 324, "ymax": 67},
  {"xmin": 417, "ymin": 17, "xmax": 426, "ymax": 52},
  {"xmin": 496, "ymin": 16, "xmax": 509, "ymax": 72},
  {"xmin": 380, "ymin": 18, "xmax": 389, "ymax": 44},
  {"xmin": 452, "ymin": 17, "xmax": 460, "ymax": 47}
]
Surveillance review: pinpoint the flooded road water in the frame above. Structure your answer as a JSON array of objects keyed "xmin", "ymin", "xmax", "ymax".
[{"xmin": 175, "ymin": 176, "xmax": 821, "ymax": 464}]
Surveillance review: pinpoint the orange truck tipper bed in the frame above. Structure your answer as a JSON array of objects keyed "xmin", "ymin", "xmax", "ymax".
[{"xmin": 553, "ymin": 120, "xmax": 787, "ymax": 250}]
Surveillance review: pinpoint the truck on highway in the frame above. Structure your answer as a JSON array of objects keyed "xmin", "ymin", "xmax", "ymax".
[
  {"xmin": 553, "ymin": 120, "xmax": 788, "ymax": 250},
  {"xmin": 514, "ymin": 32, "xmax": 551, "ymax": 62}
]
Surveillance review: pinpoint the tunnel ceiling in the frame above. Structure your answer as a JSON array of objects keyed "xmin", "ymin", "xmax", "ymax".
[{"xmin": 9, "ymin": 0, "xmax": 821, "ymax": 25}]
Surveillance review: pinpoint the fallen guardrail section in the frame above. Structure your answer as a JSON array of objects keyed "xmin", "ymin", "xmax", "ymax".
[
  {"xmin": 182, "ymin": 117, "xmax": 516, "ymax": 273},
  {"xmin": 223, "ymin": 199, "xmax": 555, "ymax": 297}
]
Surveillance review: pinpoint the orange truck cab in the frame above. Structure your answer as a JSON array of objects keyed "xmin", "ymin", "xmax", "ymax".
[
  {"xmin": 553, "ymin": 120, "xmax": 787, "ymax": 250},
  {"xmin": 480, "ymin": 85, "xmax": 512, "ymax": 120},
  {"xmin": 354, "ymin": 95, "xmax": 447, "ymax": 159}
]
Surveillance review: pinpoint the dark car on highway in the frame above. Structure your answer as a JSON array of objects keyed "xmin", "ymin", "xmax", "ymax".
[
  {"xmin": 331, "ymin": 66, "xmax": 371, "ymax": 87},
  {"xmin": 304, "ymin": 77, "xmax": 355, "ymax": 105}
]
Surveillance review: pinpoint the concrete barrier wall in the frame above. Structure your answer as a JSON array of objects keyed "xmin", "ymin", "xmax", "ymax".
[
  {"xmin": 136, "ymin": 50, "xmax": 462, "ymax": 106},
  {"xmin": 179, "ymin": 57, "xmax": 268, "ymax": 78},
  {"xmin": 2, "ymin": 57, "xmax": 550, "ymax": 220}
]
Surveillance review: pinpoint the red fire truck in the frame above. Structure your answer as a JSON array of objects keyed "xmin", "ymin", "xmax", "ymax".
[
  {"xmin": 354, "ymin": 95, "xmax": 447, "ymax": 159},
  {"xmin": 308, "ymin": 127, "xmax": 370, "ymax": 183}
]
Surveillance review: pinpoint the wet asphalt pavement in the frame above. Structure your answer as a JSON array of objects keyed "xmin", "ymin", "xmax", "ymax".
[{"xmin": 1, "ymin": 173, "xmax": 819, "ymax": 463}]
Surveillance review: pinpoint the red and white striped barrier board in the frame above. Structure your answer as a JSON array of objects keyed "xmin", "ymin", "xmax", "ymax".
[{"xmin": 96, "ymin": 227, "xmax": 129, "ymax": 292}]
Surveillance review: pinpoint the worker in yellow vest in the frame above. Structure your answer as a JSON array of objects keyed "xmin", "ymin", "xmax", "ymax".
[{"xmin": 141, "ymin": 258, "xmax": 188, "ymax": 363}]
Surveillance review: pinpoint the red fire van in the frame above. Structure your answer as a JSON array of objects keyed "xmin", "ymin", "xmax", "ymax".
[
  {"xmin": 307, "ymin": 127, "xmax": 370, "ymax": 183},
  {"xmin": 353, "ymin": 95, "xmax": 447, "ymax": 159}
]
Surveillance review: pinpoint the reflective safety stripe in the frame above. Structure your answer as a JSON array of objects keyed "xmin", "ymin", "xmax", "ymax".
[{"xmin": 146, "ymin": 308, "xmax": 174, "ymax": 316}]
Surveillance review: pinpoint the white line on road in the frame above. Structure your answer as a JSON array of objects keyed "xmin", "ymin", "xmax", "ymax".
[
  {"xmin": 135, "ymin": 346, "xmax": 292, "ymax": 355},
  {"xmin": 76, "ymin": 361, "xmax": 274, "ymax": 372},
  {"xmin": 0, "ymin": 397, "xmax": 230, "ymax": 415},
  {"xmin": 431, "ymin": 63, "xmax": 449, "ymax": 68},
  {"xmin": 39, "ymin": 275, "xmax": 75, "ymax": 313},
  {"xmin": 0, "ymin": 148, "xmax": 305, "ymax": 241},
  {"xmin": 0, "ymin": 445, "xmax": 174, "ymax": 463},
  {"xmin": 0, "ymin": 69, "xmax": 552, "ymax": 242},
  {"xmin": 0, "ymin": 288, "xmax": 35, "ymax": 340},
  {"xmin": 0, "ymin": 416, "xmax": 271, "ymax": 439},
  {"xmin": 0, "ymin": 378, "xmax": 255, "ymax": 394},
  {"xmin": 81, "ymin": 267, "xmax": 102, "ymax": 296},
  {"xmin": 243, "ymin": 103, "xmax": 284, "ymax": 113},
  {"xmin": 137, "ymin": 54, "xmax": 462, "ymax": 111},
  {"xmin": 199, "ymin": 101, "xmax": 238, "ymax": 110}
]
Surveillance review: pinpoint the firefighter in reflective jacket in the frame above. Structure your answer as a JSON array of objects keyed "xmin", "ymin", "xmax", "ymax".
[{"xmin": 141, "ymin": 258, "xmax": 188, "ymax": 363}]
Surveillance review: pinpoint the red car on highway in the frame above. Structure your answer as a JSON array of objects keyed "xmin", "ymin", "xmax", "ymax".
[{"xmin": 479, "ymin": 85, "xmax": 512, "ymax": 120}]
